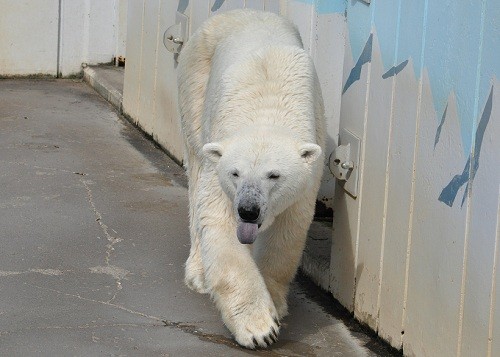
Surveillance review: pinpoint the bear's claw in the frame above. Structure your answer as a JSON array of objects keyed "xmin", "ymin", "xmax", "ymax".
[
  {"xmin": 245, "ymin": 329, "xmax": 279, "ymax": 349},
  {"xmin": 234, "ymin": 314, "xmax": 280, "ymax": 349}
]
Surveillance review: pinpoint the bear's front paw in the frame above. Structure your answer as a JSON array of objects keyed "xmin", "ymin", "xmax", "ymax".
[{"xmin": 230, "ymin": 305, "xmax": 280, "ymax": 349}]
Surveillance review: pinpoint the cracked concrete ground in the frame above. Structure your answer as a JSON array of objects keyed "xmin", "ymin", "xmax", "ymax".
[{"xmin": 0, "ymin": 79, "xmax": 396, "ymax": 356}]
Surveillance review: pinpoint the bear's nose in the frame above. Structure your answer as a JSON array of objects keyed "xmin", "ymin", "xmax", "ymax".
[{"xmin": 238, "ymin": 205, "xmax": 260, "ymax": 222}]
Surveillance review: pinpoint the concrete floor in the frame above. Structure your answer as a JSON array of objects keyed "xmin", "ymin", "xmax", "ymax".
[{"xmin": 0, "ymin": 79, "xmax": 397, "ymax": 356}]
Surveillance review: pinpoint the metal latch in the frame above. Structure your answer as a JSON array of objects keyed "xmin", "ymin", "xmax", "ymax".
[
  {"xmin": 330, "ymin": 143, "xmax": 353, "ymax": 181},
  {"xmin": 329, "ymin": 128, "xmax": 361, "ymax": 197},
  {"xmin": 164, "ymin": 12, "xmax": 189, "ymax": 54}
]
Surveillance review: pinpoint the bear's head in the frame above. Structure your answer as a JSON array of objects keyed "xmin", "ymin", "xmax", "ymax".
[{"xmin": 203, "ymin": 131, "xmax": 322, "ymax": 244}]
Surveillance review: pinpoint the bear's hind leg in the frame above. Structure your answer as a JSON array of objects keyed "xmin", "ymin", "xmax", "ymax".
[
  {"xmin": 185, "ymin": 237, "xmax": 207, "ymax": 293},
  {"xmin": 184, "ymin": 155, "xmax": 208, "ymax": 294}
]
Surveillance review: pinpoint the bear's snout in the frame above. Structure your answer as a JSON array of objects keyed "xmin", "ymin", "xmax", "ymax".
[
  {"xmin": 238, "ymin": 204, "xmax": 260, "ymax": 222},
  {"xmin": 235, "ymin": 180, "xmax": 265, "ymax": 224}
]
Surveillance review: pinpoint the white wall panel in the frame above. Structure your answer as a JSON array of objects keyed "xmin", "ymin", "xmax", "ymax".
[
  {"xmin": 87, "ymin": 1, "xmax": 117, "ymax": 64},
  {"xmin": 116, "ymin": 0, "xmax": 128, "ymax": 58},
  {"xmin": 209, "ymin": 0, "xmax": 243, "ymax": 14},
  {"xmin": 402, "ymin": 1, "xmax": 485, "ymax": 354},
  {"xmin": 377, "ymin": 58, "xmax": 418, "ymax": 349},
  {"xmin": 244, "ymin": 0, "xmax": 264, "ymax": 10},
  {"xmin": 0, "ymin": 0, "xmax": 59, "ymax": 76},
  {"xmin": 264, "ymin": 0, "xmax": 280, "ymax": 14},
  {"xmin": 460, "ymin": 80, "xmax": 499, "ymax": 356},
  {"xmin": 190, "ymin": 0, "xmax": 210, "ymax": 34},
  {"xmin": 459, "ymin": 0, "xmax": 500, "ymax": 353},
  {"xmin": 59, "ymin": 1, "xmax": 86, "ymax": 76},
  {"xmin": 60, "ymin": 0, "xmax": 126, "ymax": 76},
  {"xmin": 376, "ymin": 0, "xmax": 426, "ymax": 347},
  {"xmin": 1, "ymin": 0, "xmax": 126, "ymax": 77},
  {"xmin": 285, "ymin": 1, "xmax": 313, "ymax": 51},
  {"xmin": 136, "ymin": 0, "xmax": 161, "ymax": 135},
  {"xmin": 153, "ymin": 0, "xmax": 185, "ymax": 160},
  {"xmin": 123, "ymin": 0, "xmax": 145, "ymax": 121},
  {"xmin": 492, "ymin": 193, "xmax": 500, "ymax": 356},
  {"xmin": 329, "ymin": 40, "xmax": 364, "ymax": 312},
  {"xmin": 353, "ymin": 0, "xmax": 405, "ymax": 334},
  {"xmin": 352, "ymin": 32, "xmax": 393, "ymax": 331},
  {"xmin": 404, "ymin": 80, "xmax": 467, "ymax": 357},
  {"xmin": 222, "ymin": 0, "xmax": 245, "ymax": 11},
  {"xmin": 329, "ymin": 0, "xmax": 373, "ymax": 314},
  {"xmin": 310, "ymin": 11, "xmax": 345, "ymax": 214}
]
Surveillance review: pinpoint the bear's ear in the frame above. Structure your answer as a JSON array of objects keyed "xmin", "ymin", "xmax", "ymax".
[
  {"xmin": 203, "ymin": 142, "xmax": 224, "ymax": 163},
  {"xmin": 299, "ymin": 143, "xmax": 322, "ymax": 164}
]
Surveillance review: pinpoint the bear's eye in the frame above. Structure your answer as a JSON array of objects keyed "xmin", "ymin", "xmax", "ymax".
[
  {"xmin": 231, "ymin": 171, "xmax": 239, "ymax": 178},
  {"xmin": 268, "ymin": 172, "xmax": 280, "ymax": 180}
]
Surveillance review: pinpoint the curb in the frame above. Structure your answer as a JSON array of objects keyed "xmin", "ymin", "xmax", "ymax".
[
  {"xmin": 301, "ymin": 221, "xmax": 332, "ymax": 292},
  {"xmin": 83, "ymin": 66, "xmax": 123, "ymax": 113}
]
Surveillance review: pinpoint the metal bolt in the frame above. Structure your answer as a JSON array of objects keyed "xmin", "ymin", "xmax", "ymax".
[{"xmin": 341, "ymin": 161, "xmax": 353, "ymax": 169}]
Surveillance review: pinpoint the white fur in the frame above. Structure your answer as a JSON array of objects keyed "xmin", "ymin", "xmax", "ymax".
[{"xmin": 177, "ymin": 9, "xmax": 325, "ymax": 349}]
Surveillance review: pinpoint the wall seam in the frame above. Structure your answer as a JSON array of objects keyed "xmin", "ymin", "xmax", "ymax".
[
  {"xmin": 307, "ymin": 0, "xmax": 315, "ymax": 54},
  {"xmin": 376, "ymin": 0, "xmax": 402, "ymax": 334},
  {"xmin": 113, "ymin": 0, "xmax": 118, "ymax": 61},
  {"xmin": 151, "ymin": 0, "xmax": 162, "ymax": 135},
  {"xmin": 82, "ymin": 0, "xmax": 90, "ymax": 66},
  {"xmin": 401, "ymin": 0, "xmax": 429, "ymax": 349},
  {"xmin": 56, "ymin": 0, "xmax": 63, "ymax": 77},
  {"xmin": 135, "ymin": 1, "xmax": 146, "ymax": 119},
  {"xmin": 353, "ymin": 0, "xmax": 377, "ymax": 312},
  {"xmin": 487, "ymin": 185, "xmax": 500, "ymax": 357},
  {"xmin": 456, "ymin": 0, "xmax": 487, "ymax": 354}
]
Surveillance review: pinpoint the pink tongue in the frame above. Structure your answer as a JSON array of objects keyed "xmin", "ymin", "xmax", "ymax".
[{"xmin": 237, "ymin": 222, "xmax": 259, "ymax": 244}]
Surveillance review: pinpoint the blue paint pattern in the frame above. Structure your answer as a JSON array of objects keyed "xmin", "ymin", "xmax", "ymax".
[
  {"xmin": 177, "ymin": 0, "xmax": 189, "ymax": 13},
  {"xmin": 211, "ymin": 0, "xmax": 225, "ymax": 12},
  {"xmin": 438, "ymin": 86, "xmax": 494, "ymax": 207},
  {"xmin": 382, "ymin": 59, "xmax": 409, "ymax": 79},
  {"xmin": 345, "ymin": 0, "xmax": 499, "ymax": 155},
  {"xmin": 342, "ymin": 34, "xmax": 373, "ymax": 94},
  {"xmin": 434, "ymin": 103, "xmax": 448, "ymax": 148}
]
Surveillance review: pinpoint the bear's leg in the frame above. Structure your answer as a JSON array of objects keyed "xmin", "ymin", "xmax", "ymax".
[
  {"xmin": 201, "ymin": 223, "xmax": 280, "ymax": 349},
  {"xmin": 197, "ymin": 181, "xmax": 280, "ymax": 348},
  {"xmin": 184, "ymin": 155, "xmax": 208, "ymax": 294},
  {"xmin": 254, "ymin": 199, "xmax": 315, "ymax": 319}
]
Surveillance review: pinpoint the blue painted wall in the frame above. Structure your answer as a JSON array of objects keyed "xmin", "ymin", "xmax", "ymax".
[
  {"xmin": 330, "ymin": 0, "xmax": 499, "ymax": 208},
  {"xmin": 342, "ymin": 0, "xmax": 498, "ymax": 157}
]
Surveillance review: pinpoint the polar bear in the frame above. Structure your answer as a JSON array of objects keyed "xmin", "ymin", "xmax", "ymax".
[{"xmin": 177, "ymin": 10, "xmax": 325, "ymax": 349}]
